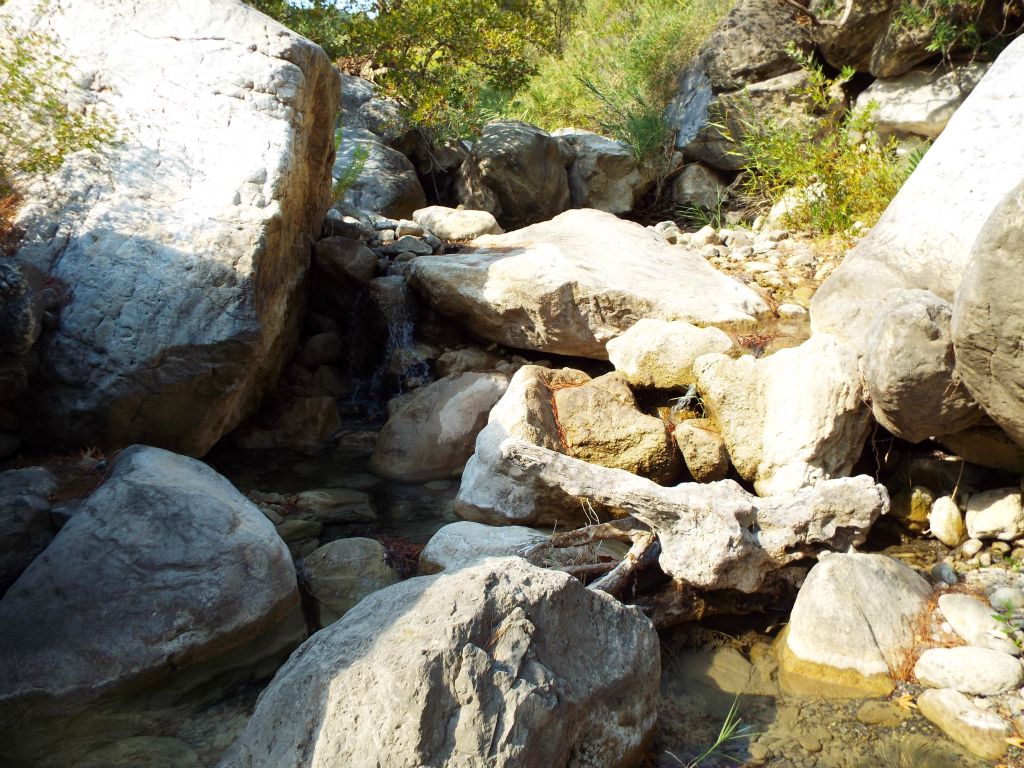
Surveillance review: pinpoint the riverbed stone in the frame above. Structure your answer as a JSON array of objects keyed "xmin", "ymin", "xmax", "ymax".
[
  {"xmin": 337, "ymin": 128, "xmax": 426, "ymax": 219},
  {"xmin": 779, "ymin": 553, "xmax": 932, "ymax": 697},
  {"xmin": 419, "ymin": 521, "xmax": 549, "ymax": 574},
  {"xmin": 914, "ymin": 646, "xmax": 1024, "ymax": 695},
  {"xmin": 369, "ymin": 372, "xmax": 509, "ymax": 482},
  {"xmin": 695, "ymin": 333, "xmax": 871, "ymax": 496},
  {"xmin": 219, "ymin": 558, "xmax": 660, "ymax": 768},
  {"xmin": 412, "ymin": 205, "xmax": 503, "ymax": 241},
  {"xmin": 553, "ymin": 371, "xmax": 682, "ymax": 484},
  {"xmin": 410, "ymin": 209, "xmax": 769, "ymax": 359},
  {"xmin": 0, "ymin": 446, "xmax": 302, "ymax": 763},
  {"xmin": 300, "ymin": 538, "xmax": 399, "ymax": 628},
  {"xmin": 605, "ymin": 319, "xmax": 734, "ymax": 390},
  {"xmin": 918, "ymin": 688, "xmax": 1013, "ymax": 761},
  {"xmin": 965, "ymin": 488, "xmax": 1024, "ymax": 541},
  {"xmin": 3, "ymin": 0, "xmax": 340, "ymax": 457},
  {"xmin": 937, "ymin": 593, "xmax": 1021, "ymax": 656},
  {"xmin": 292, "ymin": 488, "xmax": 377, "ymax": 524},
  {"xmin": 674, "ymin": 418, "xmax": 730, "ymax": 482},
  {"xmin": 929, "ymin": 495, "xmax": 966, "ymax": 547},
  {"xmin": 890, "ymin": 484, "xmax": 935, "ymax": 533}
]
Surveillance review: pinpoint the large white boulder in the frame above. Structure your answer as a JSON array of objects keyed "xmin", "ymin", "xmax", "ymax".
[
  {"xmin": 219, "ymin": 558, "xmax": 660, "ymax": 768},
  {"xmin": 779, "ymin": 553, "xmax": 932, "ymax": 697},
  {"xmin": 695, "ymin": 334, "xmax": 872, "ymax": 496},
  {"xmin": 419, "ymin": 521, "xmax": 549, "ymax": 574},
  {"xmin": 412, "ymin": 205, "xmax": 503, "ymax": 241},
  {"xmin": 811, "ymin": 37, "xmax": 1024, "ymax": 442},
  {"xmin": 0, "ymin": 446, "xmax": 302, "ymax": 766},
  {"xmin": 918, "ymin": 688, "xmax": 1013, "ymax": 761},
  {"xmin": 952, "ymin": 180, "xmax": 1024, "ymax": 448},
  {"xmin": 3, "ymin": 0, "xmax": 340, "ymax": 456},
  {"xmin": 410, "ymin": 209, "xmax": 769, "ymax": 358}
]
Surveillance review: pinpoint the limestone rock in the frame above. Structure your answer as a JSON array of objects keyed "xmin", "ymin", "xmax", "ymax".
[
  {"xmin": 937, "ymin": 593, "xmax": 1020, "ymax": 656},
  {"xmin": 688, "ymin": 0, "xmax": 812, "ymax": 92},
  {"xmin": 299, "ymin": 538, "xmax": 399, "ymax": 628},
  {"xmin": 336, "ymin": 128, "xmax": 426, "ymax": 219},
  {"xmin": 553, "ymin": 372, "xmax": 681, "ymax": 484},
  {"xmin": 0, "ymin": 446, "xmax": 301, "ymax": 754},
  {"xmin": 70, "ymin": 737, "xmax": 202, "ymax": 768},
  {"xmin": 410, "ymin": 209, "xmax": 769, "ymax": 359},
  {"xmin": 965, "ymin": 488, "xmax": 1024, "ymax": 541},
  {"xmin": 554, "ymin": 129, "xmax": 652, "ymax": 214},
  {"xmin": 419, "ymin": 521, "xmax": 548, "ymax": 574},
  {"xmin": 672, "ymin": 163, "xmax": 729, "ymax": 211},
  {"xmin": 854, "ymin": 64, "xmax": 989, "ymax": 139},
  {"xmin": 918, "ymin": 688, "xmax": 1012, "ymax": 761},
  {"xmin": 3, "ymin": 0, "xmax": 340, "ymax": 457},
  {"xmin": 369, "ymin": 372, "xmax": 509, "ymax": 482},
  {"xmin": 914, "ymin": 647, "xmax": 1024, "ymax": 695},
  {"xmin": 219, "ymin": 558, "xmax": 660, "ymax": 768},
  {"xmin": 232, "ymin": 396, "xmax": 341, "ymax": 452},
  {"xmin": 938, "ymin": 420, "xmax": 1024, "ymax": 472},
  {"xmin": 314, "ymin": 236, "xmax": 378, "ymax": 289},
  {"xmin": 675, "ymin": 418, "xmax": 730, "ymax": 482},
  {"xmin": 292, "ymin": 488, "xmax": 377, "ymax": 524},
  {"xmin": 0, "ymin": 467, "xmax": 57, "ymax": 595},
  {"xmin": 459, "ymin": 433, "xmax": 886, "ymax": 591},
  {"xmin": 806, "ymin": 0, "xmax": 898, "ymax": 72},
  {"xmin": 869, "ymin": 13, "xmax": 936, "ymax": 78},
  {"xmin": 456, "ymin": 120, "xmax": 572, "ymax": 230},
  {"xmin": 412, "ymin": 205, "xmax": 503, "ymax": 241},
  {"xmin": 811, "ymin": 37, "xmax": 1024, "ymax": 422},
  {"xmin": 953, "ymin": 179, "xmax": 1024, "ymax": 448},
  {"xmin": 779, "ymin": 553, "xmax": 932, "ymax": 697},
  {"xmin": 435, "ymin": 347, "xmax": 504, "ymax": 377},
  {"xmin": 929, "ymin": 496, "xmax": 966, "ymax": 547},
  {"xmin": 695, "ymin": 334, "xmax": 872, "ymax": 496},
  {"xmin": 862, "ymin": 290, "xmax": 982, "ymax": 442},
  {"xmin": 606, "ymin": 319, "xmax": 734, "ymax": 390}
]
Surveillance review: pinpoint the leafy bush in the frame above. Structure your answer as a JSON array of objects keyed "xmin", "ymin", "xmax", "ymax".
[
  {"xmin": 730, "ymin": 49, "xmax": 924, "ymax": 235},
  {"xmin": 246, "ymin": 0, "xmax": 355, "ymax": 60},
  {"xmin": 893, "ymin": 0, "xmax": 1022, "ymax": 65},
  {"xmin": 0, "ymin": 9, "xmax": 116, "ymax": 200},
  {"xmin": 505, "ymin": 0, "xmax": 732, "ymax": 159}
]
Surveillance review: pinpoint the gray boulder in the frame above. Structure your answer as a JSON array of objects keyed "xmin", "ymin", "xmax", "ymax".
[
  {"xmin": 0, "ymin": 466, "xmax": 57, "ymax": 595},
  {"xmin": 806, "ymin": 0, "xmax": 898, "ymax": 72},
  {"xmin": 419, "ymin": 521, "xmax": 549, "ymax": 573},
  {"xmin": 554, "ymin": 129, "xmax": 652, "ymax": 214},
  {"xmin": 219, "ymin": 558, "xmax": 660, "ymax": 768},
  {"xmin": 672, "ymin": 163, "xmax": 729, "ymax": 211},
  {"xmin": 0, "ymin": 446, "xmax": 302, "ymax": 764},
  {"xmin": 862, "ymin": 289, "xmax": 982, "ymax": 442},
  {"xmin": 606, "ymin": 318, "xmax": 733, "ymax": 390},
  {"xmin": 369, "ymin": 372, "xmax": 509, "ymax": 482},
  {"xmin": 953, "ymin": 180, "xmax": 1024, "ymax": 448},
  {"xmin": 0, "ymin": 261, "xmax": 44, "ymax": 356},
  {"xmin": 918, "ymin": 688, "xmax": 1013, "ymax": 761},
  {"xmin": 456, "ymin": 120, "xmax": 572, "ymax": 230},
  {"xmin": 914, "ymin": 647, "xmax": 1024, "ymax": 695},
  {"xmin": 336, "ymin": 128, "xmax": 426, "ymax": 219},
  {"xmin": 3, "ymin": 0, "xmax": 340, "ymax": 457},
  {"xmin": 299, "ymin": 538, "xmax": 399, "ymax": 628},
  {"xmin": 412, "ymin": 205, "xmax": 503, "ymax": 241}
]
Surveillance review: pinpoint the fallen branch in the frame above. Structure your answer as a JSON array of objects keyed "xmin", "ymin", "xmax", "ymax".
[{"xmin": 781, "ymin": 0, "xmax": 853, "ymax": 27}]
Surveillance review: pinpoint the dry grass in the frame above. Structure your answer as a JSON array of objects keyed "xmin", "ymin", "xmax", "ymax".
[
  {"xmin": 731, "ymin": 331, "xmax": 784, "ymax": 358},
  {"xmin": 0, "ymin": 189, "xmax": 23, "ymax": 256},
  {"xmin": 887, "ymin": 586, "xmax": 975, "ymax": 684},
  {"xmin": 374, "ymin": 534, "xmax": 424, "ymax": 579}
]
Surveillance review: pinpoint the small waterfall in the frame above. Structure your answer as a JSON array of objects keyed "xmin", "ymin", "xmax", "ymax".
[{"xmin": 340, "ymin": 275, "xmax": 430, "ymax": 419}]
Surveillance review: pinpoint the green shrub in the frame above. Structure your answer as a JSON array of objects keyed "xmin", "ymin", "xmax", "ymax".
[
  {"xmin": 0, "ymin": 8, "xmax": 116, "ymax": 200},
  {"xmin": 730, "ymin": 50, "xmax": 924, "ymax": 235},
  {"xmin": 506, "ymin": 0, "xmax": 732, "ymax": 159}
]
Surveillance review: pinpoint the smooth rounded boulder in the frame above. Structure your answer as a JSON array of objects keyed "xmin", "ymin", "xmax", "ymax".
[
  {"xmin": 3, "ymin": 0, "xmax": 340, "ymax": 457},
  {"xmin": 953, "ymin": 180, "xmax": 1024, "ymax": 448},
  {"xmin": 219, "ymin": 558, "xmax": 660, "ymax": 768},
  {"xmin": 0, "ymin": 446, "xmax": 302, "ymax": 766}
]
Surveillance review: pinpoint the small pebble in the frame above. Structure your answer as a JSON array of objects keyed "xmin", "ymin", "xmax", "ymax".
[{"xmin": 962, "ymin": 538, "xmax": 984, "ymax": 558}]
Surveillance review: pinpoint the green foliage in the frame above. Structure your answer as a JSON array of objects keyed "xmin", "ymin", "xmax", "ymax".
[
  {"xmin": 507, "ymin": 0, "xmax": 732, "ymax": 159},
  {"xmin": 893, "ymin": 0, "xmax": 995, "ymax": 63},
  {"xmin": 666, "ymin": 694, "xmax": 757, "ymax": 766},
  {"xmin": 331, "ymin": 129, "xmax": 369, "ymax": 201},
  {"xmin": 991, "ymin": 603, "xmax": 1024, "ymax": 650},
  {"xmin": 730, "ymin": 51, "xmax": 925, "ymax": 235},
  {"xmin": 0, "ymin": 8, "xmax": 116, "ymax": 198},
  {"xmin": 342, "ymin": 0, "xmax": 582, "ymax": 138}
]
